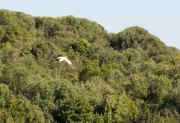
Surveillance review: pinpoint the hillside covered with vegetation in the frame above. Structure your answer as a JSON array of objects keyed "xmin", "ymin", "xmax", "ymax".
[{"xmin": 0, "ymin": 9, "xmax": 180, "ymax": 123}]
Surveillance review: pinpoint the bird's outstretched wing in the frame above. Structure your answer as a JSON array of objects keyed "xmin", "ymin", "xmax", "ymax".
[
  {"xmin": 56, "ymin": 56, "xmax": 74, "ymax": 69},
  {"xmin": 64, "ymin": 58, "xmax": 74, "ymax": 69}
]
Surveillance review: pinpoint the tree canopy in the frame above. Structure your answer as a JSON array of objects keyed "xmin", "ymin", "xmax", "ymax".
[{"xmin": 0, "ymin": 9, "xmax": 180, "ymax": 123}]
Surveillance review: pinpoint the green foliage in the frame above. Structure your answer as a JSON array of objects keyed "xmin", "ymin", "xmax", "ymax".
[
  {"xmin": 70, "ymin": 38, "xmax": 91, "ymax": 53},
  {"xmin": 15, "ymin": 12, "xmax": 35, "ymax": 30},
  {"xmin": 35, "ymin": 16, "xmax": 63, "ymax": 38},
  {"xmin": 0, "ymin": 26, "xmax": 5, "ymax": 41},
  {"xmin": 79, "ymin": 60, "xmax": 111, "ymax": 81},
  {"xmin": 2, "ymin": 24, "xmax": 33, "ymax": 42},
  {"xmin": 110, "ymin": 26, "xmax": 166, "ymax": 58},
  {"xmin": 54, "ymin": 94, "xmax": 94, "ymax": 122},
  {"xmin": 0, "ymin": 9, "xmax": 180, "ymax": 122},
  {"xmin": 58, "ymin": 15, "xmax": 109, "ymax": 42},
  {"xmin": 147, "ymin": 75, "xmax": 172, "ymax": 104},
  {"xmin": 0, "ymin": 9, "xmax": 33, "ymax": 47},
  {"xmin": 0, "ymin": 84, "xmax": 45, "ymax": 123},
  {"xmin": 0, "ymin": 9, "xmax": 15, "ymax": 25}
]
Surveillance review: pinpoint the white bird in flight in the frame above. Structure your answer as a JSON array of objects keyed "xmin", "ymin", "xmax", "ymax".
[{"xmin": 56, "ymin": 56, "xmax": 74, "ymax": 69}]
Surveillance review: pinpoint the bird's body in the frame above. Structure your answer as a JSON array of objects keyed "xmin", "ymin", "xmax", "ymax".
[{"xmin": 56, "ymin": 56, "xmax": 73, "ymax": 69}]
